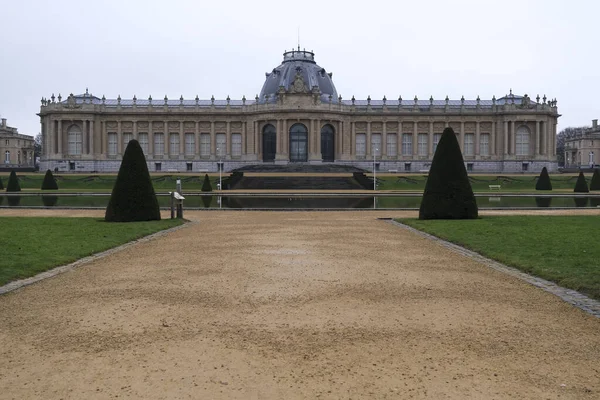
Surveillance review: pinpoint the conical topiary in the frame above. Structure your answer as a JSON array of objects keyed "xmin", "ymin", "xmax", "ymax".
[
  {"xmin": 201, "ymin": 173, "xmax": 213, "ymax": 192},
  {"xmin": 573, "ymin": 171, "xmax": 589, "ymax": 193},
  {"xmin": 6, "ymin": 171, "xmax": 21, "ymax": 207},
  {"xmin": 535, "ymin": 167, "xmax": 552, "ymax": 190},
  {"xmin": 6, "ymin": 170, "xmax": 21, "ymax": 192},
  {"xmin": 41, "ymin": 169, "xmax": 59, "ymax": 190},
  {"xmin": 105, "ymin": 139, "xmax": 160, "ymax": 222},
  {"xmin": 419, "ymin": 127, "xmax": 478, "ymax": 219},
  {"xmin": 0, "ymin": 176, "xmax": 4, "ymax": 190},
  {"xmin": 41, "ymin": 169, "xmax": 59, "ymax": 207},
  {"xmin": 590, "ymin": 169, "xmax": 600, "ymax": 191}
]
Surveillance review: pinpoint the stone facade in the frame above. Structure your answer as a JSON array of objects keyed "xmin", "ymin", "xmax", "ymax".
[
  {"xmin": 563, "ymin": 119, "xmax": 600, "ymax": 168},
  {"xmin": 0, "ymin": 118, "xmax": 35, "ymax": 168},
  {"xmin": 38, "ymin": 49, "xmax": 559, "ymax": 173}
]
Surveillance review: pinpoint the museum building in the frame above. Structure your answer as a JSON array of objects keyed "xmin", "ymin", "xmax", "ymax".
[
  {"xmin": 0, "ymin": 118, "xmax": 35, "ymax": 169},
  {"xmin": 38, "ymin": 48, "xmax": 559, "ymax": 173}
]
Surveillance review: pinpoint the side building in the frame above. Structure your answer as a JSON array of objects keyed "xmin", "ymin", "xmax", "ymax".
[
  {"xmin": 0, "ymin": 118, "xmax": 35, "ymax": 170},
  {"xmin": 38, "ymin": 49, "xmax": 559, "ymax": 173},
  {"xmin": 563, "ymin": 119, "xmax": 600, "ymax": 168}
]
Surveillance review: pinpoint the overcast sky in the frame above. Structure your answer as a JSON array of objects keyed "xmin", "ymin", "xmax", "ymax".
[{"xmin": 1, "ymin": 0, "xmax": 598, "ymax": 138}]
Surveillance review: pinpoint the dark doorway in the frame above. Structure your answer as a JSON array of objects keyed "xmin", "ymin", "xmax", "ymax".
[
  {"xmin": 289, "ymin": 123, "xmax": 308, "ymax": 162},
  {"xmin": 321, "ymin": 124, "xmax": 335, "ymax": 162},
  {"xmin": 262, "ymin": 124, "xmax": 276, "ymax": 162}
]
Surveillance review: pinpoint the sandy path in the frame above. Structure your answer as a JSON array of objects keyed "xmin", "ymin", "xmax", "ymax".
[{"xmin": 0, "ymin": 210, "xmax": 599, "ymax": 399}]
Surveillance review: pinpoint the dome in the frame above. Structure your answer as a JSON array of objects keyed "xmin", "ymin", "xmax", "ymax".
[{"xmin": 258, "ymin": 48, "xmax": 338, "ymax": 104}]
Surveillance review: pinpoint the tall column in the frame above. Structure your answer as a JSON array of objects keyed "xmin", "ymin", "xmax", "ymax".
[
  {"xmin": 148, "ymin": 122, "xmax": 154, "ymax": 155},
  {"xmin": 503, "ymin": 120, "xmax": 508, "ymax": 155},
  {"xmin": 100, "ymin": 121, "xmax": 105, "ymax": 154},
  {"xmin": 117, "ymin": 120, "xmax": 122, "ymax": 155},
  {"xmin": 82, "ymin": 120, "xmax": 88, "ymax": 155},
  {"xmin": 276, "ymin": 119, "xmax": 282, "ymax": 155},
  {"xmin": 382, "ymin": 122, "xmax": 388, "ymax": 157},
  {"xmin": 351, "ymin": 121, "xmax": 356, "ymax": 156},
  {"xmin": 511, "ymin": 120, "xmax": 516, "ymax": 155},
  {"xmin": 241, "ymin": 121, "xmax": 247, "ymax": 156},
  {"xmin": 459, "ymin": 121, "xmax": 465, "ymax": 153},
  {"xmin": 535, "ymin": 121, "xmax": 540, "ymax": 156},
  {"xmin": 475, "ymin": 121, "xmax": 480, "ymax": 156},
  {"xmin": 366, "ymin": 121, "xmax": 372, "ymax": 156},
  {"xmin": 316, "ymin": 119, "xmax": 321, "ymax": 157},
  {"xmin": 49, "ymin": 119, "xmax": 55, "ymax": 157},
  {"xmin": 412, "ymin": 121, "xmax": 418, "ymax": 156},
  {"xmin": 133, "ymin": 120, "xmax": 138, "ymax": 141},
  {"xmin": 254, "ymin": 121, "xmax": 259, "ymax": 156},
  {"xmin": 180, "ymin": 121, "xmax": 185, "ymax": 156},
  {"xmin": 397, "ymin": 120, "xmax": 402, "ymax": 157},
  {"xmin": 57, "ymin": 119, "xmax": 62, "ymax": 155},
  {"xmin": 282, "ymin": 119, "xmax": 287, "ymax": 155},
  {"xmin": 195, "ymin": 121, "xmax": 200, "ymax": 156},
  {"xmin": 89, "ymin": 120, "xmax": 94, "ymax": 155},
  {"xmin": 164, "ymin": 120, "xmax": 169, "ymax": 156},
  {"xmin": 226, "ymin": 121, "xmax": 231, "ymax": 156},
  {"xmin": 549, "ymin": 122, "xmax": 555, "ymax": 157},
  {"xmin": 428, "ymin": 121, "xmax": 434, "ymax": 157},
  {"xmin": 210, "ymin": 121, "xmax": 216, "ymax": 156},
  {"xmin": 491, "ymin": 121, "xmax": 496, "ymax": 156}
]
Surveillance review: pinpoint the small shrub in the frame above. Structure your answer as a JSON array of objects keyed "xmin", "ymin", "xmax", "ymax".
[
  {"xmin": 419, "ymin": 127, "xmax": 478, "ymax": 219},
  {"xmin": 590, "ymin": 169, "xmax": 600, "ymax": 191},
  {"xmin": 535, "ymin": 167, "xmax": 552, "ymax": 190},
  {"xmin": 6, "ymin": 170, "xmax": 21, "ymax": 192},
  {"xmin": 201, "ymin": 174, "xmax": 213, "ymax": 192},
  {"xmin": 573, "ymin": 171, "xmax": 589, "ymax": 193},
  {"xmin": 105, "ymin": 140, "xmax": 160, "ymax": 222}
]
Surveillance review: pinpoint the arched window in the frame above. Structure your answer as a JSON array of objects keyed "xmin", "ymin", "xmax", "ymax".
[
  {"xmin": 67, "ymin": 124, "xmax": 82, "ymax": 155},
  {"xmin": 262, "ymin": 124, "xmax": 276, "ymax": 162},
  {"xmin": 4, "ymin": 150, "xmax": 9, "ymax": 164},
  {"xmin": 17, "ymin": 151, "xmax": 21, "ymax": 164},
  {"xmin": 516, "ymin": 126, "xmax": 530, "ymax": 156},
  {"xmin": 289, "ymin": 123, "xmax": 308, "ymax": 162},
  {"xmin": 321, "ymin": 124, "xmax": 335, "ymax": 162}
]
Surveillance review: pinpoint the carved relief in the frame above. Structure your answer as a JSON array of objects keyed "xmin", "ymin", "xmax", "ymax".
[
  {"xmin": 418, "ymin": 122, "xmax": 428, "ymax": 131},
  {"xmin": 184, "ymin": 121, "xmax": 195, "ymax": 130},
  {"xmin": 199, "ymin": 122, "xmax": 211, "ymax": 130},
  {"xmin": 386, "ymin": 122, "xmax": 398, "ymax": 131},
  {"xmin": 153, "ymin": 122, "xmax": 164, "ymax": 131},
  {"xmin": 289, "ymin": 72, "xmax": 308, "ymax": 94},
  {"xmin": 434, "ymin": 122, "xmax": 445, "ymax": 131},
  {"xmin": 106, "ymin": 121, "xmax": 117, "ymax": 129},
  {"xmin": 138, "ymin": 121, "xmax": 149, "ymax": 129},
  {"xmin": 480, "ymin": 122, "xmax": 492, "ymax": 131},
  {"xmin": 402, "ymin": 122, "xmax": 413, "ymax": 131},
  {"xmin": 215, "ymin": 122, "xmax": 226, "ymax": 130},
  {"xmin": 449, "ymin": 122, "xmax": 461, "ymax": 131},
  {"xmin": 122, "ymin": 122, "xmax": 133, "ymax": 129},
  {"xmin": 355, "ymin": 122, "xmax": 367, "ymax": 130},
  {"xmin": 371, "ymin": 122, "xmax": 383, "ymax": 132},
  {"xmin": 465, "ymin": 122, "xmax": 476, "ymax": 131},
  {"xmin": 231, "ymin": 122, "xmax": 242, "ymax": 129},
  {"xmin": 169, "ymin": 122, "xmax": 180, "ymax": 130}
]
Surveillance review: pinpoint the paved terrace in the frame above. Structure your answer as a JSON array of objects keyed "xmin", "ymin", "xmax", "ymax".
[{"xmin": 0, "ymin": 210, "xmax": 599, "ymax": 399}]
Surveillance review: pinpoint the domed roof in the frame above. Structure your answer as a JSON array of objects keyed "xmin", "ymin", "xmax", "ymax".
[{"xmin": 258, "ymin": 48, "xmax": 338, "ymax": 104}]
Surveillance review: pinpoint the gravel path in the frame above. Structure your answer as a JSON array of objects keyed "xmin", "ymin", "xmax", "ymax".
[{"xmin": 0, "ymin": 210, "xmax": 599, "ymax": 399}]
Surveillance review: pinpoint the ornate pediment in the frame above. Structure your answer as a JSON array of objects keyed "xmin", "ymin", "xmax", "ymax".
[
  {"xmin": 518, "ymin": 94, "xmax": 536, "ymax": 109},
  {"xmin": 65, "ymin": 94, "xmax": 81, "ymax": 109},
  {"xmin": 289, "ymin": 71, "xmax": 308, "ymax": 94}
]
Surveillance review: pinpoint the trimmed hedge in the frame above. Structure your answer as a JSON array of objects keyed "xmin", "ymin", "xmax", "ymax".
[
  {"xmin": 590, "ymin": 169, "xmax": 600, "ymax": 191},
  {"xmin": 0, "ymin": 176, "xmax": 3, "ymax": 190},
  {"xmin": 105, "ymin": 140, "xmax": 161, "ymax": 222},
  {"xmin": 419, "ymin": 127, "xmax": 478, "ymax": 219},
  {"xmin": 6, "ymin": 170, "xmax": 21, "ymax": 192},
  {"xmin": 201, "ymin": 174, "xmax": 213, "ymax": 192},
  {"xmin": 535, "ymin": 167, "xmax": 552, "ymax": 190},
  {"xmin": 573, "ymin": 171, "xmax": 589, "ymax": 193},
  {"xmin": 41, "ymin": 169, "xmax": 59, "ymax": 190}
]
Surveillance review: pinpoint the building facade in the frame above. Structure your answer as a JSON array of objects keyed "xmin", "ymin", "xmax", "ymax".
[
  {"xmin": 0, "ymin": 118, "xmax": 35, "ymax": 168},
  {"xmin": 563, "ymin": 119, "xmax": 600, "ymax": 168},
  {"xmin": 38, "ymin": 49, "xmax": 559, "ymax": 173}
]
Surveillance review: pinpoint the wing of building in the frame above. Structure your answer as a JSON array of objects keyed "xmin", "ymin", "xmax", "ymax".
[
  {"xmin": 0, "ymin": 118, "xmax": 35, "ymax": 170},
  {"xmin": 38, "ymin": 48, "xmax": 559, "ymax": 173}
]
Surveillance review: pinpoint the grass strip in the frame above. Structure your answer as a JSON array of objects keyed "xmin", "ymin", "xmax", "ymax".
[
  {"xmin": 398, "ymin": 216, "xmax": 600, "ymax": 300},
  {"xmin": 0, "ymin": 217, "xmax": 184, "ymax": 286}
]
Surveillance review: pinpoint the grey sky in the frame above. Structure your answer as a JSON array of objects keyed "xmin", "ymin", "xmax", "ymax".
[{"xmin": 1, "ymin": 0, "xmax": 598, "ymax": 138}]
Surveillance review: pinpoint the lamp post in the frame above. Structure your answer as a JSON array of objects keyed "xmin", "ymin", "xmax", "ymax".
[
  {"xmin": 216, "ymin": 146, "xmax": 222, "ymax": 190},
  {"xmin": 373, "ymin": 147, "xmax": 378, "ymax": 191}
]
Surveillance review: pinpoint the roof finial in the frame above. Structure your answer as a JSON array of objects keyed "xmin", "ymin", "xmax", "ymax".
[
  {"xmin": 85, "ymin": 87, "xmax": 89, "ymax": 95},
  {"xmin": 297, "ymin": 26, "xmax": 300, "ymax": 51}
]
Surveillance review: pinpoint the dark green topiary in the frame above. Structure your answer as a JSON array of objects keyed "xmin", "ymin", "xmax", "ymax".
[
  {"xmin": 41, "ymin": 169, "xmax": 59, "ymax": 190},
  {"xmin": 535, "ymin": 167, "xmax": 552, "ymax": 190},
  {"xmin": 201, "ymin": 174, "xmax": 213, "ymax": 192},
  {"xmin": 419, "ymin": 127, "xmax": 478, "ymax": 219},
  {"xmin": 105, "ymin": 139, "xmax": 160, "ymax": 222},
  {"xmin": 573, "ymin": 171, "xmax": 589, "ymax": 193},
  {"xmin": 6, "ymin": 170, "xmax": 21, "ymax": 192},
  {"xmin": 41, "ymin": 169, "xmax": 59, "ymax": 207},
  {"xmin": 0, "ymin": 176, "xmax": 4, "ymax": 190},
  {"xmin": 590, "ymin": 169, "xmax": 600, "ymax": 191}
]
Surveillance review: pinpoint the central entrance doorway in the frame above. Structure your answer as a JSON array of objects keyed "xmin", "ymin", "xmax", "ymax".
[
  {"xmin": 289, "ymin": 123, "xmax": 308, "ymax": 162},
  {"xmin": 262, "ymin": 124, "xmax": 276, "ymax": 162},
  {"xmin": 321, "ymin": 124, "xmax": 335, "ymax": 162}
]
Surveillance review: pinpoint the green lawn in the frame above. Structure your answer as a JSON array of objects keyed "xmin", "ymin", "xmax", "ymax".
[
  {"xmin": 0, "ymin": 217, "xmax": 184, "ymax": 286},
  {"xmin": 398, "ymin": 216, "xmax": 600, "ymax": 300}
]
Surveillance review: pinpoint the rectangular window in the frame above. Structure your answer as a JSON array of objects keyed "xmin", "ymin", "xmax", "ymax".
[
  {"xmin": 186, "ymin": 162, "xmax": 193, "ymax": 171},
  {"xmin": 200, "ymin": 133, "xmax": 211, "ymax": 157},
  {"xmin": 68, "ymin": 131, "xmax": 82, "ymax": 155},
  {"xmin": 467, "ymin": 162, "xmax": 474, "ymax": 172},
  {"xmin": 69, "ymin": 161, "xmax": 75, "ymax": 171},
  {"xmin": 123, "ymin": 132, "xmax": 133, "ymax": 151},
  {"xmin": 464, "ymin": 133, "xmax": 474, "ymax": 156},
  {"xmin": 155, "ymin": 162, "xmax": 161, "ymax": 171},
  {"xmin": 404, "ymin": 162, "xmax": 411, "ymax": 172},
  {"xmin": 418, "ymin": 133, "xmax": 428, "ymax": 156},
  {"xmin": 433, "ymin": 133, "xmax": 441, "ymax": 154},
  {"xmin": 185, "ymin": 133, "xmax": 195, "ymax": 156},
  {"xmin": 522, "ymin": 162, "xmax": 529, "ymax": 172},
  {"xmin": 108, "ymin": 132, "xmax": 117, "ymax": 156},
  {"xmin": 5, "ymin": 140, "xmax": 8, "ymax": 146},
  {"xmin": 216, "ymin": 133, "xmax": 226, "ymax": 157},
  {"xmin": 402, "ymin": 134, "xmax": 412, "ymax": 156},
  {"xmin": 386, "ymin": 134, "xmax": 397, "ymax": 157},
  {"xmin": 138, "ymin": 133, "xmax": 148, "ymax": 154},
  {"xmin": 169, "ymin": 133, "xmax": 179, "ymax": 156},
  {"xmin": 4, "ymin": 151, "xmax": 9, "ymax": 163},
  {"xmin": 480, "ymin": 133, "xmax": 490, "ymax": 156},
  {"xmin": 154, "ymin": 133, "xmax": 164, "ymax": 156},
  {"xmin": 231, "ymin": 133, "xmax": 242, "ymax": 157},
  {"xmin": 356, "ymin": 133, "xmax": 366, "ymax": 156},
  {"xmin": 371, "ymin": 133, "xmax": 382, "ymax": 156}
]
